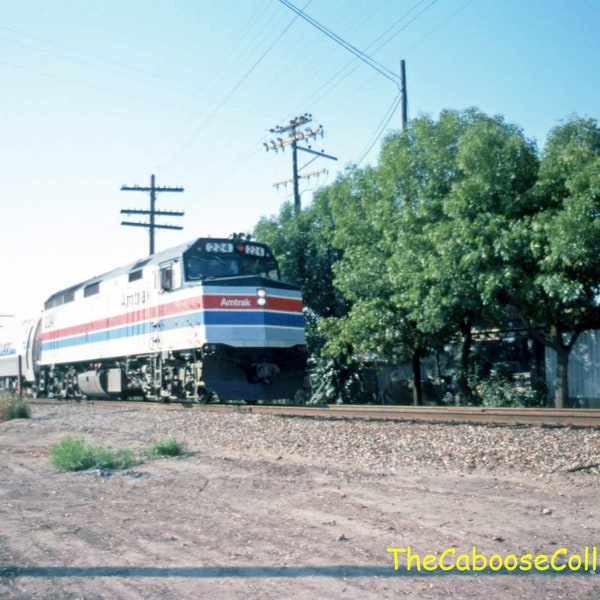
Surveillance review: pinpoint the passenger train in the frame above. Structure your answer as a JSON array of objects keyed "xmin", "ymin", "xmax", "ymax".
[{"xmin": 0, "ymin": 235, "xmax": 307, "ymax": 402}]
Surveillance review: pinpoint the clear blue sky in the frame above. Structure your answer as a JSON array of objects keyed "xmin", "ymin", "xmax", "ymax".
[{"xmin": 1, "ymin": 0, "xmax": 599, "ymax": 318}]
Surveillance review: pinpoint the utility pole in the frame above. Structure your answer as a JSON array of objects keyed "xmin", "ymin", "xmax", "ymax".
[
  {"xmin": 120, "ymin": 174, "xmax": 184, "ymax": 255},
  {"xmin": 400, "ymin": 59, "xmax": 408, "ymax": 131},
  {"xmin": 263, "ymin": 113, "xmax": 337, "ymax": 211}
]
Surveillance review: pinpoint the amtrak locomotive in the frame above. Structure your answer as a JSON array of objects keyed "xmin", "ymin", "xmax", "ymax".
[{"xmin": 0, "ymin": 236, "xmax": 307, "ymax": 402}]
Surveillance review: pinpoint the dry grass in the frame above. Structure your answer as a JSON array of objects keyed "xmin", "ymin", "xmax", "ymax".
[{"xmin": 0, "ymin": 391, "xmax": 31, "ymax": 422}]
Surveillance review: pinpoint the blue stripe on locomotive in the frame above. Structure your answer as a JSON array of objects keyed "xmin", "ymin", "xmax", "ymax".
[{"xmin": 41, "ymin": 310, "xmax": 305, "ymax": 353}]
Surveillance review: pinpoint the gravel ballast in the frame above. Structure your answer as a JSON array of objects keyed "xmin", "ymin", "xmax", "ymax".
[{"xmin": 17, "ymin": 403, "xmax": 600, "ymax": 477}]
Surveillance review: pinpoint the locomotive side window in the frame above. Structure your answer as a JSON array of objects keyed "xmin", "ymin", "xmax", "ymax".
[
  {"xmin": 160, "ymin": 266, "xmax": 173, "ymax": 291},
  {"xmin": 63, "ymin": 290, "xmax": 75, "ymax": 304},
  {"xmin": 84, "ymin": 282, "xmax": 100, "ymax": 297},
  {"xmin": 44, "ymin": 286, "xmax": 77, "ymax": 308}
]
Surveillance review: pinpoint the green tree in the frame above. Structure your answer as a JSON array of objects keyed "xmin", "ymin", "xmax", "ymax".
[
  {"xmin": 323, "ymin": 163, "xmax": 432, "ymax": 404},
  {"xmin": 382, "ymin": 110, "xmax": 537, "ymax": 402},
  {"xmin": 512, "ymin": 117, "xmax": 600, "ymax": 407}
]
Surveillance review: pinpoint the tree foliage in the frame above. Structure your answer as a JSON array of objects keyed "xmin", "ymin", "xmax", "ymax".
[
  {"xmin": 509, "ymin": 117, "xmax": 600, "ymax": 406},
  {"xmin": 253, "ymin": 110, "xmax": 600, "ymax": 407},
  {"xmin": 330, "ymin": 110, "xmax": 539, "ymax": 402}
]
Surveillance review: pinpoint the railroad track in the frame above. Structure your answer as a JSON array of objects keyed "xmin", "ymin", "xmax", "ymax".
[{"xmin": 28, "ymin": 398, "xmax": 600, "ymax": 427}]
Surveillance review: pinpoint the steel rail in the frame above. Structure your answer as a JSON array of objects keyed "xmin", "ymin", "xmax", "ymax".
[
  {"xmin": 28, "ymin": 399, "xmax": 600, "ymax": 427},
  {"xmin": 279, "ymin": 405, "xmax": 600, "ymax": 427}
]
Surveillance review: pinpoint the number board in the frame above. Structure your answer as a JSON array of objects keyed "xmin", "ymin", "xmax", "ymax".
[
  {"xmin": 204, "ymin": 241, "xmax": 267, "ymax": 257},
  {"xmin": 244, "ymin": 244, "xmax": 266, "ymax": 257},
  {"xmin": 205, "ymin": 242, "xmax": 234, "ymax": 253}
]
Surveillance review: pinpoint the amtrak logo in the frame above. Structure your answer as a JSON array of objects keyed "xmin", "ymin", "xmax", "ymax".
[{"xmin": 220, "ymin": 298, "xmax": 251, "ymax": 308}]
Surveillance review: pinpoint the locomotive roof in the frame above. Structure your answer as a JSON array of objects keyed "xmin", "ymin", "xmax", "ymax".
[
  {"xmin": 43, "ymin": 237, "xmax": 202, "ymax": 306},
  {"xmin": 44, "ymin": 236, "xmax": 273, "ymax": 307}
]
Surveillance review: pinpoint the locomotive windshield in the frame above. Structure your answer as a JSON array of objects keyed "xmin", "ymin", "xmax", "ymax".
[{"xmin": 183, "ymin": 239, "xmax": 280, "ymax": 281}]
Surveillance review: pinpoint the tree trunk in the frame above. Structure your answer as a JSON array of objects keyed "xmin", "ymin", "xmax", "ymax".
[
  {"xmin": 530, "ymin": 336, "xmax": 547, "ymax": 399},
  {"xmin": 554, "ymin": 344, "xmax": 569, "ymax": 409},
  {"xmin": 550, "ymin": 326, "xmax": 571, "ymax": 408},
  {"xmin": 550, "ymin": 326, "xmax": 579, "ymax": 408},
  {"xmin": 456, "ymin": 314, "xmax": 474, "ymax": 405},
  {"xmin": 412, "ymin": 349, "xmax": 422, "ymax": 406}
]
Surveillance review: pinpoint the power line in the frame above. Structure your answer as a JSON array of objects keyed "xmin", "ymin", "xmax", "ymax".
[
  {"xmin": 277, "ymin": 0, "xmax": 401, "ymax": 88},
  {"xmin": 0, "ymin": 59, "xmax": 200, "ymax": 115},
  {"xmin": 295, "ymin": 0, "xmax": 429, "ymax": 111},
  {"xmin": 154, "ymin": 0, "xmax": 277, "ymax": 150},
  {"xmin": 0, "ymin": 26, "xmax": 199, "ymax": 96},
  {"xmin": 163, "ymin": 1, "xmax": 314, "ymax": 169},
  {"xmin": 402, "ymin": 0, "xmax": 473, "ymax": 54},
  {"xmin": 356, "ymin": 91, "xmax": 404, "ymax": 166},
  {"xmin": 275, "ymin": 1, "xmax": 418, "ymax": 171},
  {"xmin": 367, "ymin": 0, "xmax": 438, "ymax": 56}
]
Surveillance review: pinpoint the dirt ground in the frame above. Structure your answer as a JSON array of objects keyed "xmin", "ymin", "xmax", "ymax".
[{"xmin": 1, "ymin": 404, "xmax": 599, "ymax": 599}]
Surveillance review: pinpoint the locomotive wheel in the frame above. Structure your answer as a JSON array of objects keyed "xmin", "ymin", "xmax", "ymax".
[{"xmin": 194, "ymin": 387, "xmax": 213, "ymax": 404}]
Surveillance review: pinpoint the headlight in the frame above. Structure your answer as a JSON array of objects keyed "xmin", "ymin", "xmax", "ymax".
[
  {"xmin": 256, "ymin": 288, "xmax": 267, "ymax": 307},
  {"xmin": 202, "ymin": 343, "xmax": 217, "ymax": 356}
]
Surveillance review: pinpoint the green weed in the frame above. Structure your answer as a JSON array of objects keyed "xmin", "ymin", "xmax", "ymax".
[
  {"xmin": 144, "ymin": 437, "xmax": 186, "ymax": 459},
  {"xmin": 50, "ymin": 437, "xmax": 137, "ymax": 472}
]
